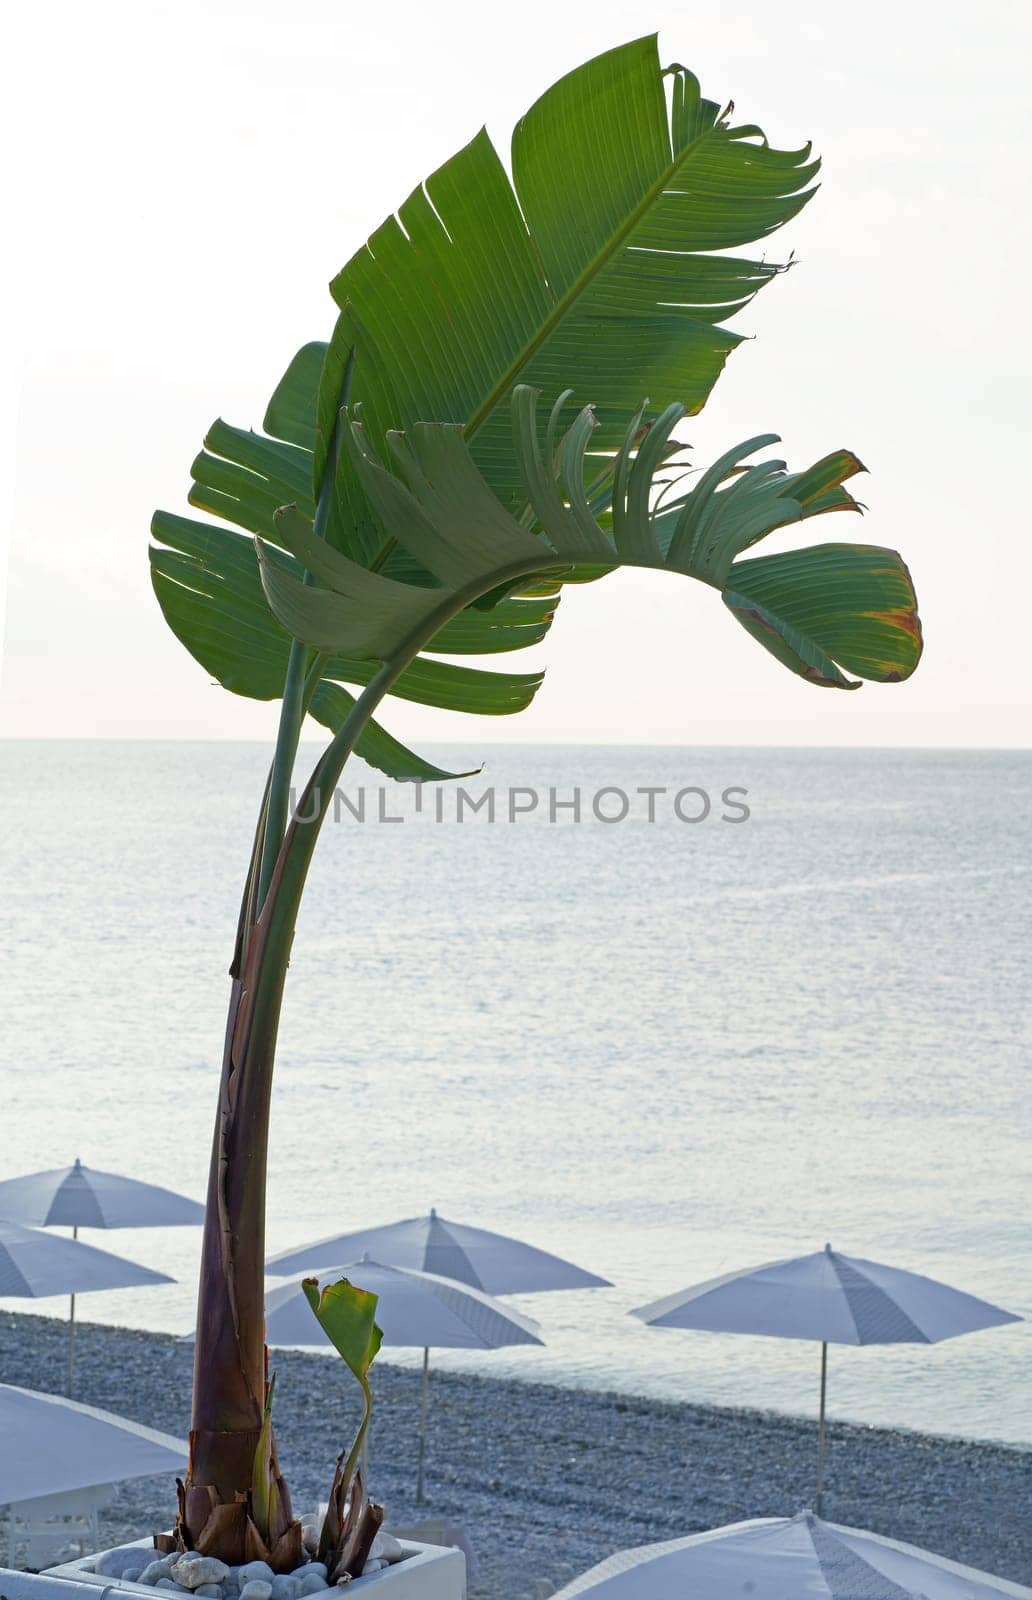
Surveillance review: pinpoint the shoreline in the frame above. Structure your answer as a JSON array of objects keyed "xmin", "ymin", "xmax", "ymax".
[{"xmin": 2, "ymin": 1312, "xmax": 1029, "ymax": 1594}]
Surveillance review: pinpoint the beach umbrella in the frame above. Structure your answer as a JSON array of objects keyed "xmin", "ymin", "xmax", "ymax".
[
  {"xmin": 265, "ymin": 1207, "xmax": 611, "ymax": 1294},
  {"xmin": 0, "ymin": 1158, "xmax": 205, "ymax": 1231},
  {"xmin": 266, "ymin": 1210, "xmax": 601, "ymax": 1504},
  {"xmin": 0, "ymin": 1158, "xmax": 203, "ymax": 1396},
  {"xmin": 0, "ymin": 1382, "xmax": 187, "ymax": 1506},
  {"xmin": 0, "ymin": 1221, "xmax": 174, "ymax": 1396},
  {"xmin": 631, "ymin": 1244, "xmax": 1020, "ymax": 1513},
  {"xmin": 550, "ymin": 1509, "xmax": 1032, "ymax": 1599},
  {"xmin": 262, "ymin": 1256, "xmax": 543, "ymax": 1501}
]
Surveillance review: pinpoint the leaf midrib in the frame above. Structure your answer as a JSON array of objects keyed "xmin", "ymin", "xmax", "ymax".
[
  {"xmin": 366, "ymin": 112, "xmax": 732, "ymax": 575},
  {"xmin": 463, "ymin": 117, "xmax": 721, "ymax": 440}
]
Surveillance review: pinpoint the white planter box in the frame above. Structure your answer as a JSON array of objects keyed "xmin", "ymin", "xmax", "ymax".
[{"xmin": 44, "ymin": 1539, "xmax": 465, "ymax": 1599}]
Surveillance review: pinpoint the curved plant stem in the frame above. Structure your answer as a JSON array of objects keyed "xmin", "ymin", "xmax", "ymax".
[
  {"xmin": 187, "ymin": 415, "xmax": 548, "ymax": 1555},
  {"xmin": 186, "ymin": 378, "xmax": 354, "ymax": 1556},
  {"xmin": 256, "ymin": 638, "xmax": 311, "ymax": 910},
  {"xmin": 256, "ymin": 357, "xmax": 352, "ymax": 912}
]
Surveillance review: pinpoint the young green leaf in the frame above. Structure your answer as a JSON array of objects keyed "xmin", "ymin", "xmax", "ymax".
[
  {"xmin": 301, "ymin": 1277, "xmax": 383, "ymax": 1387},
  {"xmin": 250, "ymin": 1373, "xmax": 277, "ymax": 1543}
]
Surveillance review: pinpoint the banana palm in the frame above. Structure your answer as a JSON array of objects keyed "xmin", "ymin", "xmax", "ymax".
[{"xmin": 148, "ymin": 34, "xmax": 921, "ymax": 1577}]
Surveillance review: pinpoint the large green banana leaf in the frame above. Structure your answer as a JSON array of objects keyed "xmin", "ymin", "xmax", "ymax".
[
  {"xmin": 300, "ymin": 34, "xmax": 819, "ymax": 567},
  {"xmin": 151, "ymin": 502, "xmax": 556, "ymax": 781},
  {"xmin": 256, "ymin": 389, "xmax": 921, "ymax": 693},
  {"xmin": 151, "ymin": 36, "xmax": 918, "ymax": 780},
  {"xmin": 154, "ymin": 412, "xmax": 562, "ymax": 780}
]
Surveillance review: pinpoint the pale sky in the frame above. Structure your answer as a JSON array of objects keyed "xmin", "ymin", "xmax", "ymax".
[{"xmin": 2, "ymin": 0, "xmax": 1030, "ymax": 748}]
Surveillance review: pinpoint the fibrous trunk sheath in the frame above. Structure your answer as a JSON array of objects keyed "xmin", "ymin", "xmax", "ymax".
[{"xmin": 165, "ymin": 910, "xmax": 302, "ymax": 1572}]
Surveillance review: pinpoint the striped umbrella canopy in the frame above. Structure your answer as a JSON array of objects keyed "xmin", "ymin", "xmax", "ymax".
[
  {"xmin": 632, "ymin": 1244, "xmax": 1020, "ymax": 1512},
  {"xmin": 0, "ymin": 1158, "xmax": 205, "ymax": 1230},
  {"xmin": 551, "ymin": 1511, "xmax": 1032, "ymax": 1599},
  {"xmin": 266, "ymin": 1207, "xmax": 610, "ymax": 1294}
]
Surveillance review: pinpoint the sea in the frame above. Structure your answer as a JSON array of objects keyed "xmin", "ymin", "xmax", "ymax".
[{"xmin": 1, "ymin": 741, "xmax": 1029, "ymax": 1446}]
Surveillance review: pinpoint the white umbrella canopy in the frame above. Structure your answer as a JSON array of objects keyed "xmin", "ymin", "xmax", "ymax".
[
  {"xmin": 551, "ymin": 1511, "xmax": 1032, "ymax": 1600},
  {"xmin": 262, "ymin": 1257, "xmax": 543, "ymax": 1502},
  {"xmin": 0, "ymin": 1221, "xmax": 173, "ymax": 1299},
  {"xmin": 265, "ymin": 1207, "xmax": 610, "ymax": 1294},
  {"xmin": 632, "ymin": 1244, "xmax": 1021, "ymax": 1512},
  {"xmin": 0, "ymin": 1220, "xmax": 174, "ymax": 1397},
  {"xmin": 0, "ymin": 1158, "xmax": 201, "ymax": 1399},
  {"xmin": 632, "ymin": 1245, "xmax": 1021, "ymax": 1345},
  {"xmin": 0, "ymin": 1159, "xmax": 205, "ymax": 1230},
  {"xmin": 263, "ymin": 1257, "xmax": 543, "ymax": 1351},
  {"xmin": 0, "ymin": 1383, "xmax": 186, "ymax": 1506},
  {"xmin": 0, "ymin": 1158, "xmax": 204, "ymax": 1228}
]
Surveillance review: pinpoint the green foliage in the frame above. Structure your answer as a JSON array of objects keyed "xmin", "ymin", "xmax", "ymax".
[
  {"xmin": 302, "ymin": 1277, "xmax": 383, "ymax": 1390},
  {"xmin": 302, "ymin": 1278, "xmax": 383, "ymax": 1571},
  {"xmin": 250, "ymin": 1373, "xmax": 278, "ymax": 1544},
  {"xmin": 256, "ymin": 391, "xmax": 920, "ymax": 691},
  {"xmin": 151, "ymin": 35, "xmax": 917, "ymax": 786},
  {"xmin": 317, "ymin": 35, "xmax": 816, "ymax": 564}
]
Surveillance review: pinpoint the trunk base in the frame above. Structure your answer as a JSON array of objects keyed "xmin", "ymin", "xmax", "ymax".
[
  {"xmin": 162, "ymin": 1489, "xmax": 304, "ymax": 1574},
  {"xmin": 164, "ymin": 1428, "xmax": 303, "ymax": 1574},
  {"xmin": 320, "ymin": 1466, "xmax": 384, "ymax": 1583}
]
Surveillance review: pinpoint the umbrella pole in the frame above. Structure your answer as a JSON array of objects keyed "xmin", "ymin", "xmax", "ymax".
[
  {"xmin": 67, "ymin": 1226, "xmax": 78, "ymax": 1398},
  {"xmin": 67, "ymin": 1295, "xmax": 77, "ymax": 1396},
  {"xmin": 815, "ymin": 1341, "xmax": 828, "ymax": 1516},
  {"xmin": 416, "ymin": 1347, "xmax": 430, "ymax": 1504}
]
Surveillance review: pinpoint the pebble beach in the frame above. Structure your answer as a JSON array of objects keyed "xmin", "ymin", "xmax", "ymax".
[{"xmin": 1, "ymin": 1312, "xmax": 1029, "ymax": 1595}]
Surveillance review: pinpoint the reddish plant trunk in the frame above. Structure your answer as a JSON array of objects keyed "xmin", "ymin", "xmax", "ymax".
[
  {"xmin": 164, "ymin": 646, "xmax": 392, "ymax": 1570},
  {"xmin": 165, "ymin": 909, "xmax": 302, "ymax": 1571}
]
